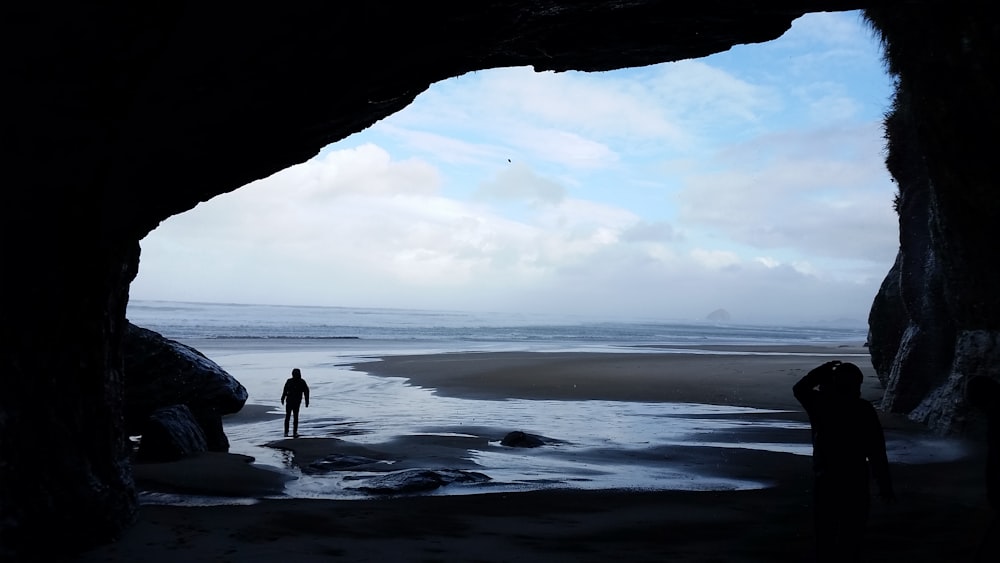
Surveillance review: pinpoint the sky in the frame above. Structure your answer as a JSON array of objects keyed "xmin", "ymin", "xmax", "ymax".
[{"xmin": 130, "ymin": 10, "xmax": 898, "ymax": 326}]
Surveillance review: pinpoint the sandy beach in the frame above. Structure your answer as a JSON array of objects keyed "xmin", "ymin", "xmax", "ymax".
[{"xmin": 76, "ymin": 346, "xmax": 996, "ymax": 562}]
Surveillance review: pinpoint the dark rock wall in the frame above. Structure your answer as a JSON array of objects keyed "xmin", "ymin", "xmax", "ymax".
[
  {"xmin": 0, "ymin": 239, "xmax": 140, "ymax": 557},
  {"xmin": 866, "ymin": 2, "xmax": 1000, "ymax": 434},
  {"xmin": 867, "ymin": 255, "xmax": 906, "ymax": 385},
  {"xmin": 4, "ymin": 0, "xmax": 996, "ymax": 556},
  {"xmin": 871, "ymin": 84, "xmax": 956, "ymax": 418}
]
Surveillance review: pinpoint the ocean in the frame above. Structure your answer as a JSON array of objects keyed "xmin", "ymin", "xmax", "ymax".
[
  {"xmin": 127, "ymin": 300, "xmax": 948, "ymax": 504},
  {"xmin": 126, "ymin": 300, "xmax": 868, "ymax": 350}
]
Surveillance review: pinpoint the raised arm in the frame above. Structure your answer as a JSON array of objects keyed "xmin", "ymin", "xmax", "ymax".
[{"xmin": 793, "ymin": 360, "xmax": 841, "ymax": 406}]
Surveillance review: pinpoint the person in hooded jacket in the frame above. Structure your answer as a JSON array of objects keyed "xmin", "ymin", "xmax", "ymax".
[
  {"xmin": 280, "ymin": 368, "xmax": 310, "ymax": 438},
  {"xmin": 793, "ymin": 360, "xmax": 894, "ymax": 562}
]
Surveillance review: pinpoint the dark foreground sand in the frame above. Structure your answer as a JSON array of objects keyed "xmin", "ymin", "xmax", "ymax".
[{"xmin": 77, "ymin": 346, "xmax": 998, "ymax": 562}]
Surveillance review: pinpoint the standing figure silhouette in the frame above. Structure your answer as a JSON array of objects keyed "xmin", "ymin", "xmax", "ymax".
[
  {"xmin": 793, "ymin": 360, "xmax": 894, "ymax": 562},
  {"xmin": 280, "ymin": 368, "xmax": 310, "ymax": 438}
]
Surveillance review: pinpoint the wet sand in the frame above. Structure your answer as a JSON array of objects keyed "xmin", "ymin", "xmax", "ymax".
[{"xmin": 77, "ymin": 346, "xmax": 997, "ymax": 562}]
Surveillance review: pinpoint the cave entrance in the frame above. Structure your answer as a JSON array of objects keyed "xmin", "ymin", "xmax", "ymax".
[
  {"xmin": 131, "ymin": 10, "xmax": 895, "ymax": 327},
  {"xmin": 125, "ymin": 10, "xmax": 901, "ymax": 495}
]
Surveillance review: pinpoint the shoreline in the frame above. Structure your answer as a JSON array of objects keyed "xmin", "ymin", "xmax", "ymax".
[
  {"xmin": 345, "ymin": 344, "xmax": 877, "ymax": 410},
  {"xmin": 78, "ymin": 343, "xmax": 996, "ymax": 562},
  {"xmin": 82, "ymin": 458, "xmax": 995, "ymax": 563}
]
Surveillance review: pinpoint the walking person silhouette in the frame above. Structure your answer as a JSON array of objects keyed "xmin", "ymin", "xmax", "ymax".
[
  {"xmin": 793, "ymin": 360, "xmax": 895, "ymax": 562},
  {"xmin": 281, "ymin": 368, "xmax": 310, "ymax": 438}
]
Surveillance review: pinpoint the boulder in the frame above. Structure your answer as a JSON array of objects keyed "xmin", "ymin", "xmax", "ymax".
[
  {"xmin": 135, "ymin": 405, "xmax": 208, "ymax": 462},
  {"xmin": 123, "ymin": 323, "xmax": 247, "ymax": 444},
  {"xmin": 500, "ymin": 431, "xmax": 545, "ymax": 448},
  {"xmin": 351, "ymin": 469, "xmax": 491, "ymax": 495},
  {"xmin": 190, "ymin": 407, "xmax": 230, "ymax": 453}
]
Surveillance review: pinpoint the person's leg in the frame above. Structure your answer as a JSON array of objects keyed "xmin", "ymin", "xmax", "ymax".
[
  {"xmin": 283, "ymin": 407, "xmax": 291, "ymax": 437},
  {"xmin": 291, "ymin": 404, "xmax": 300, "ymax": 437},
  {"xmin": 818, "ymin": 474, "xmax": 868, "ymax": 562},
  {"xmin": 840, "ymin": 485, "xmax": 870, "ymax": 562},
  {"xmin": 814, "ymin": 478, "xmax": 838, "ymax": 562}
]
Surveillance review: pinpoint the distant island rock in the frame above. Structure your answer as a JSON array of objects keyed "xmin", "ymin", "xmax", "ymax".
[{"xmin": 706, "ymin": 309, "xmax": 732, "ymax": 322}]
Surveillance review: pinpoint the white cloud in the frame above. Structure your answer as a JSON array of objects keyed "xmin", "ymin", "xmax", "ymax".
[
  {"xmin": 785, "ymin": 11, "xmax": 874, "ymax": 49},
  {"xmin": 755, "ymin": 256, "xmax": 780, "ymax": 268},
  {"xmin": 507, "ymin": 128, "xmax": 620, "ymax": 170},
  {"xmin": 674, "ymin": 123, "xmax": 897, "ymax": 263},
  {"xmin": 387, "ymin": 62, "xmax": 773, "ymax": 167},
  {"xmin": 136, "ymin": 149, "xmax": 639, "ymax": 308},
  {"xmin": 621, "ymin": 221, "xmax": 680, "ymax": 243},
  {"xmin": 476, "ymin": 162, "xmax": 566, "ymax": 204},
  {"xmin": 793, "ymin": 82, "xmax": 863, "ymax": 123},
  {"xmin": 132, "ymin": 12, "xmax": 896, "ymax": 326},
  {"xmin": 647, "ymin": 60, "xmax": 779, "ymax": 125},
  {"xmin": 256, "ymin": 143, "xmax": 440, "ymax": 202},
  {"xmin": 691, "ymin": 248, "xmax": 741, "ymax": 270},
  {"xmin": 791, "ymin": 260, "xmax": 821, "ymax": 277},
  {"xmin": 376, "ymin": 125, "xmax": 509, "ymax": 166},
  {"xmin": 450, "ymin": 67, "xmax": 687, "ymax": 141}
]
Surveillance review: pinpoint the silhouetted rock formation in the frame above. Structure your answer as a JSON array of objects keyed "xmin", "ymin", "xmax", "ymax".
[
  {"xmin": 501, "ymin": 430, "xmax": 546, "ymax": 448},
  {"xmin": 124, "ymin": 322, "xmax": 247, "ymax": 453},
  {"xmin": 865, "ymin": 4, "xmax": 1000, "ymax": 435},
  {"xmin": 706, "ymin": 309, "xmax": 732, "ymax": 322},
  {"xmin": 4, "ymin": 1, "xmax": 999, "ymax": 557},
  {"xmin": 135, "ymin": 405, "xmax": 209, "ymax": 462},
  {"xmin": 353, "ymin": 469, "xmax": 491, "ymax": 495},
  {"xmin": 867, "ymin": 256, "xmax": 907, "ymax": 386}
]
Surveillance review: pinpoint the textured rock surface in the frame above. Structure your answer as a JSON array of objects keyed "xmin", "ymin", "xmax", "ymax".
[
  {"xmin": 123, "ymin": 322, "xmax": 247, "ymax": 448},
  {"xmin": 500, "ymin": 430, "xmax": 547, "ymax": 448},
  {"xmin": 3, "ymin": 0, "xmax": 998, "ymax": 557},
  {"xmin": 135, "ymin": 405, "xmax": 209, "ymax": 463},
  {"xmin": 865, "ymin": 4, "xmax": 1000, "ymax": 434},
  {"xmin": 867, "ymin": 255, "xmax": 907, "ymax": 385},
  {"xmin": 352, "ymin": 469, "xmax": 492, "ymax": 495}
]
